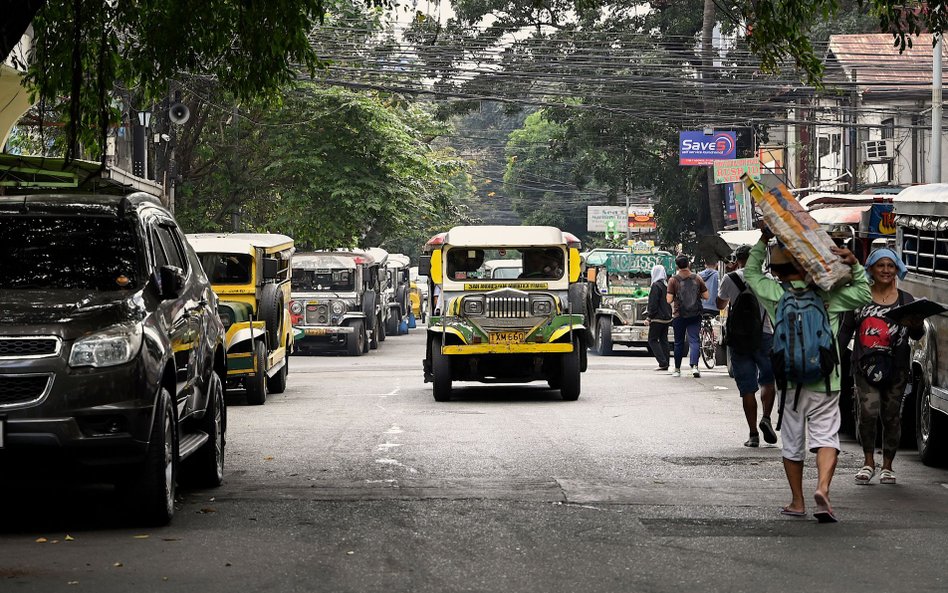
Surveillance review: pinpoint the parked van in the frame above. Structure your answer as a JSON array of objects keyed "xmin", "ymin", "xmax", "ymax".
[
  {"xmin": 419, "ymin": 226, "xmax": 587, "ymax": 401},
  {"xmin": 189, "ymin": 233, "xmax": 295, "ymax": 405},
  {"xmin": 893, "ymin": 185, "xmax": 948, "ymax": 465}
]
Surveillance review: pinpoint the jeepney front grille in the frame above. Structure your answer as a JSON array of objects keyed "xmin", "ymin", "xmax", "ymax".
[
  {"xmin": 305, "ymin": 304, "xmax": 330, "ymax": 325},
  {"xmin": 0, "ymin": 337, "xmax": 61, "ymax": 358},
  {"xmin": 0, "ymin": 374, "xmax": 53, "ymax": 407},
  {"xmin": 486, "ymin": 296, "xmax": 529, "ymax": 318}
]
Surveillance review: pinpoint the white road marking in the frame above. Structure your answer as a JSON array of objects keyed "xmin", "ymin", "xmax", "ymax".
[
  {"xmin": 376, "ymin": 442, "xmax": 403, "ymax": 451},
  {"xmin": 386, "ymin": 424, "xmax": 403, "ymax": 434}
]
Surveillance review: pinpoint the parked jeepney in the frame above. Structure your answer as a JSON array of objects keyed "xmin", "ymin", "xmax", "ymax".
[
  {"xmin": 290, "ymin": 250, "xmax": 383, "ymax": 355},
  {"xmin": 189, "ymin": 233, "xmax": 295, "ymax": 405},
  {"xmin": 893, "ymin": 184, "xmax": 948, "ymax": 465},
  {"xmin": 588, "ymin": 251, "xmax": 675, "ymax": 355},
  {"xmin": 384, "ymin": 253, "xmax": 412, "ymax": 335},
  {"xmin": 420, "ymin": 226, "xmax": 588, "ymax": 401}
]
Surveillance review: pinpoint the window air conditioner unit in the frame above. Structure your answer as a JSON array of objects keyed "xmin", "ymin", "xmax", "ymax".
[{"xmin": 863, "ymin": 139, "xmax": 894, "ymax": 161}]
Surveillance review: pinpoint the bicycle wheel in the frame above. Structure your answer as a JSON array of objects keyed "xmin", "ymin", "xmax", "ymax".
[{"xmin": 700, "ymin": 323, "xmax": 716, "ymax": 369}]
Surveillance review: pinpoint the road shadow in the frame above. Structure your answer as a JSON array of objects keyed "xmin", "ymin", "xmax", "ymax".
[{"xmin": 438, "ymin": 383, "xmax": 574, "ymax": 403}]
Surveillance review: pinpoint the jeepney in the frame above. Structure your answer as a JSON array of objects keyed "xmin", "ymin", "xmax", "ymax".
[
  {"xmin": 384, "ymin": 253, "xmax": 412, "ymax": 335},
  {"xmin": 189, "ymin": 233, "xmax": 295, "ymax": 405},
  {"xmin": 589, "ymin": 251, "xmax": 675, "ymax": 355},
  {"xmin": 290, "ymin": 250, "xmax": 383, "ymax": 355},
  {"xmin": 482, "ymin": 259, "xmax": 523, "ymax": 279},
  {"xmin": 894, "ymin": 184, "xmax": 948, "ymax": 465},
  {"xmin": 420, "ymin": 226, "xmax": 588, "ymax": 402}
]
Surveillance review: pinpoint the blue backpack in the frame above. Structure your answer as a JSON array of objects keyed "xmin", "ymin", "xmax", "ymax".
[{"xmin": 771, "ymin": 283, "xmax": 838, "ymax": 430}]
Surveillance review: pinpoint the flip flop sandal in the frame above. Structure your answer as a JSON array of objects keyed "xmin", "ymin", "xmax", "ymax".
[
  {"xmin": 780, "ymin": 507, "xmax": 806, "ymax": 517},
  {"xmin": 880, "ymin": 469, "xmax": 897, "ymax": 484},
  {"xmin": 813, "ymin": 491, "xmax": 839, "ymax": 524},
  {"xmin": 854, "ymin": 465, "xmax": 875, "ymax": 485}
]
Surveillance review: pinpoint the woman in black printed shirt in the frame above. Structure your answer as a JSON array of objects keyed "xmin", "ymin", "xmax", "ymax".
[{"xmin": 839, "ymin": 248, "xmax": 925, "ymax": 485}]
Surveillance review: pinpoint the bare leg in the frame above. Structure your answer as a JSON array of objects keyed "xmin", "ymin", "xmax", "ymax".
[
  {"xmin": 783, "ymin": 457, "xmax": 805, "ymax": 513},
  {"xmin": 742, "ymin": 393, "xmax": 759, "ymax": 434},
  {"xmin": 760, "ymin": 382, "xmax": 776, "ymax": 418},
  {"xmin": 814, "ymin": 447, "xmax": 839, "ymax": 506}
]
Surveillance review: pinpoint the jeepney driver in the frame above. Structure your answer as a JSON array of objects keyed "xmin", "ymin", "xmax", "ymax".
[{"xmin": 519, "ymin": 248, "xmax": 563, "ymax": 279}]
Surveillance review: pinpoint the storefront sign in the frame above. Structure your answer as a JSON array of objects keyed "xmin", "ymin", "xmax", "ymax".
[
  {"xmin": 713, "ymin": 158, "xmax": 762, "ymax": 183},
  {"xmin": 587, "ymin": 205, "xmax": 627, "ymax": 232},
  {"xmin": 628, "ymin": 208, "xmax": 657, "ymax": 231},
  {"xmin": 679, "ymin": 131, "xmax": 737, "ymax": 166}
]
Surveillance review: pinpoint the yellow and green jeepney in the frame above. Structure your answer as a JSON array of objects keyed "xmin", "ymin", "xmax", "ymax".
[
  {"xmin": 188, "ymin": 233, "xmax": 295, "ymax": 405},
  {"xmin": 420, "ymin": 225, "xmax": 587, "ymax": 402}
]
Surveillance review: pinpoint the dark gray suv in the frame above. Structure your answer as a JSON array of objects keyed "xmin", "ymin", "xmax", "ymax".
[{"xmin": 0, "ymin": 193, "xmax": 227, "ymax": 525}]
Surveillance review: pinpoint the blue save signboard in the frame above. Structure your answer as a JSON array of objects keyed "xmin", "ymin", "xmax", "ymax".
[{"xmin": 679, "ymin": 131, "xmax": 737, "ymax": 166}]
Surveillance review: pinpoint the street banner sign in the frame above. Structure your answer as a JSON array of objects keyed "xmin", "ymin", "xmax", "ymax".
[
  {"xmin": 587, "ymin": 205, "xmax": 627, "ymax": 232},
  {"xmin": 713, "ymin": 158, "xmax": 762, "ymax": 183},
  {"xmin": 679, "ymin": 131, "xmax": 736, "ymax": 166},
  {"xmin": 628, "ymin": 208, "xmax": 657, "ymax": 231}
]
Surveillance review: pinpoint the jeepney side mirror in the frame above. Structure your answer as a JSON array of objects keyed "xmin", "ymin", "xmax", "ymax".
[
  {"xmin": 418, "ymin": 255, "xmax": 431, "ymax": 276},
  {"xmin": 262, "ymin": 257, "xmax": 279, "ymax": 281}
]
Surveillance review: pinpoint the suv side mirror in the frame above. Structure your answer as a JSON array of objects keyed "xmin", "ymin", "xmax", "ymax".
[
  {"xmin": 262, "ymin": 257, "xmax": 279, "ymax": 281},
  {"xmin": 156, "ymin": 265, "xmax": 186, "ymax": 300},
  {"xmin": 418, "ymin": 255, "xmax": 431, "ymax": 276}
]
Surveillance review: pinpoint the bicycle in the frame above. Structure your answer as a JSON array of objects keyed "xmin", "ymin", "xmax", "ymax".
[{"xmin": 699, "ymin": 313, "xmax": 718, "ymax": 369}]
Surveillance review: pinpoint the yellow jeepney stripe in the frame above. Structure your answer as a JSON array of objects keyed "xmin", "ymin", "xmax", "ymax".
[{"xmin": 442, "ymin": 343, "xmax": 573, "ymax": 355}]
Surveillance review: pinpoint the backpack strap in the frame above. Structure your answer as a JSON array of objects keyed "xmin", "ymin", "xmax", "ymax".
[{"xmin": 728, "ymin": 271, "xmax": 746, "ymax": 293}]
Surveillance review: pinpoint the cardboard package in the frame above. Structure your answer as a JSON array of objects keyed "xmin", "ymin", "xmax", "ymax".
[{"xmin": 741, "ymin": 175, "xmax": 852, "ymax": 291}]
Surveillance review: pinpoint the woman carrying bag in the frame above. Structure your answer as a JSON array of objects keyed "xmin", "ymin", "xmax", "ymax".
[{"xmin": 839, "ymin": 248, "xmax": 925, "ymax": 485}]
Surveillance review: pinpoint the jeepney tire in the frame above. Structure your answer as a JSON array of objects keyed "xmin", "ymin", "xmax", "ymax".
[
  {"xmin": 916, "ymin": 363, "xmax": 948, "ymax": 466},
  {"xmin": 432, "ymin": 340, "xmax": 452, "ymax": 402},
  {"xmin": 266, "ymin": 357, "xmax": 288, "ymax": 394},
  {"xmin": 596, "ymin": 317, "xmax": 613, "ymax": 356},
  {"xmin": 180, "ymin": 370, "xmax": 225, "ymax": 488},
  {"xmin": 370, "ymin": 315, "xmax": 380, "ymax": 350},
  {"xmin": 560, "ymin": 338, "xmax": 582, "ymax": 401},
  {"xmin": 132, "ymin": 387, "xmax": 178, "ymax": 526},
  {"xmin": 378, "ymin": 312, "xmax": 386, "ymax": 342},
  {"xmin": 260, "ymin": 284, "xmax": 283, "ymax": 351},
  {"xmin": 245, "ymin": 341, "xmax": 268, "ymax": 405},
  {"xmin": 346, "ymin": 320, "xmax": 365, "ymax": 356}
]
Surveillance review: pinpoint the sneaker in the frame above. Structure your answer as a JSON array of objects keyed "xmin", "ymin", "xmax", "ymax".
[
  {"xmin": 744, "ymin": 434, "xmax": 760, "ymax": 447},
  {"xmin": 692, "ymin": 366, "xmax": 701, "ymax": 378},
  {"xmin": 672, "ymin": 368, "xmax": 681, "ymax": 377},
  {"xmin": 759, "ymin": 417, "xmax": 778, "ymax": 444}
]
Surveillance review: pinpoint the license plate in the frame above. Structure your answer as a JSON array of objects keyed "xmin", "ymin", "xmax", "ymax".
[
  {"xmin": 489, "ymin": 331, "xmax": 526, "ymax": 345},
  {"xmin": 305, "ymin": 328, "xmax": 329, "ymax": 336}
]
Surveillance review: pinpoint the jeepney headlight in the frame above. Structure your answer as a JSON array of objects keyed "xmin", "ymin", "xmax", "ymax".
[
  {"xmin": 530, "ymin": 295, "xmax": 555, "ymax": 316},
  {"xmin": 290, "ymin": 300, "xmax": 303, "ymax": 315},
  {"xmin": 331, "ymin": 300, "xmax": 346, "ymax": 315},
  {"xmin": 462, "ymin": 296, "xmax": 484, "ymax": 316},
  {"xmin": 619, "ymin": 301, "xmax": 634, "ymax": 312}
]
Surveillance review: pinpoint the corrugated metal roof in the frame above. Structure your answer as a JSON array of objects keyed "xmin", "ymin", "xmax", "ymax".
[{"xmin": 828, "ymin": 33, "xmax": 947, "ymax": 95}]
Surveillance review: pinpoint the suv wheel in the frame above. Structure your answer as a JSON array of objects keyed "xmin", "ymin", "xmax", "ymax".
[
  {"xmin": 180, "ymin": 370, "xmax": 226, "ymax": 487},
  {"xmin": 135, "ymin": 388, "xmax": 178, "ymax": 526},
  {"xmin": 347, "ymin": 320, "xmax": 365, "ymax": 356},
  {"xmin": 245, "ymin": 341, "xmax": 268, "ymax": 405}
]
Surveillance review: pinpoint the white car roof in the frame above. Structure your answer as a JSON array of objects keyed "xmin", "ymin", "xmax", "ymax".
[
  {"xmin": 387, "ymin": 253, "xmax": 411, "ymax": 268},
  {"xmin": 187, "ymin": 232, "xmax": 294, "ymax": 253},
  {"xmin": 444, "ymin": 225, "xmax": 565, "ymax": 247},
  {"xmin": 293, "ymin": 252, "xmax": 360, "ymax": 269},
  {"xmin": 893, "ymin": 184, "xmax": 948, "ymax": 203}
]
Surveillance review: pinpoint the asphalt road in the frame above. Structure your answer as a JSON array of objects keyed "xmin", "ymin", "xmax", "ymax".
[{"xmin": 2, "ymin": 326, "xmax": 948, "ymax": 593}]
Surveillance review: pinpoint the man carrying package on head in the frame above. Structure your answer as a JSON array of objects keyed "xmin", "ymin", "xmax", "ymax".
[{"xmin": 743, "ymin": 225, "xmax": 870, "ymax": 524}]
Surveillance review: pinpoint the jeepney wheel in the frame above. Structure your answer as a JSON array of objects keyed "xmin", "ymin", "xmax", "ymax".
[
  {"xmin": 260, "ymin": 284, "xmax": 284, "ymax": 351},
  {"xmin": 432, "ymin": 339, "xmax": 452, "ymax": 402},
  {"xmin": 245, "ymin": 340, "xmax": 268, "ymax": 405},
  {"xmin": 348, "ymin": 320, "xmax": 366, "ymax": 356},
  {"xmin": 378, "ymin": 312, "xmax": 386, "ymax": 343},
  {"xmin": 386, "ymin": 312, "xmax": 399, "ymax": 337},
  {"xmin": 266, "ymin": 357, "xmax": 288, "ymax": 394},
  {"xmin": 596, "ymin": 317, "xmax": 613, "ymax": 356},
  {"xmin": 560, "ymin": 337, "xmax": 582, "ymax": 401},
  {"xmin": 916, "ymin": 358, "xmax": 948, "ymax": 466}
]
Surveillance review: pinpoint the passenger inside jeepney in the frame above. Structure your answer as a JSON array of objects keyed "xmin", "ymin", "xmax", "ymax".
[
  {"xmin": 447, "ymin": 249, "xmax": 485, "ymax": 280},
  {"xmin": 519, "ymin": 248, "xmax": 564, "ymax": 279}
]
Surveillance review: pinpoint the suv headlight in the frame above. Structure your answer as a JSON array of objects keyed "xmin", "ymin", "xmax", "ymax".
[
  {"xmin": 462, "ymin": 296, "xmax": 484, "ymax": 316},
  {"xmin": 69, "ymin": 323, "xmax": 143, "ymax": 368},
  {"xmin": 530, "ymin": 295, "xmax": 555, "ymax": 316},
  {"xmin": 331, "ymin": 300, "xmax": 346, "ymax": 315}
]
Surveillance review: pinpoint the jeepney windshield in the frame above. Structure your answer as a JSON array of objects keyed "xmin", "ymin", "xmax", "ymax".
[
  {"xmin": 605, "ymin": 272, "xmax": 651, "ymax": 297},
  {"xmin": 292, "ymin": 268, "xmax": 355, "ymax": 291},
  {"xmin": 447, "ymin": 247, "xmax": 564, "ymax": 281}
]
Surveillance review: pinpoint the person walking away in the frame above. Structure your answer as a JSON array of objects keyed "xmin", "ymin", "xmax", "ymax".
[
  {"xmin": 717, "ymin": 245, "xmax": 777, "ymax": 448},
  {"xmin": 744, "ymin": 228, "xmax": 870, "ymax": 523},
  {"xmin": 646, "ymin": 264, "xmax": 672, "ymax": 371},
  {"xmin": 838, "ymin": 248, "xmax": 924, "ymax": 486},
  {"xmin": 698, "ymin": 257, "xmax": 720, "ymax": 317},
  {"xmin": 666, "ymin": 255, "xmax": 710, "ymax": 378}
]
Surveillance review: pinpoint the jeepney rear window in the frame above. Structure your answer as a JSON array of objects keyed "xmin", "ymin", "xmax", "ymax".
[
  {"xmin": 292, "ymin": 268, "xmax": 354, "ymax": 291},
  {"xmin": 902, "ymin": 226, "xmax": 948, "ymax": 280},
  {"xmin": 446, "ymin": 248, "xmax": 564, "ymax": 281},
  {"xmin": 199, "ymin": 253, "xmax": 252, "ymax": 284}
]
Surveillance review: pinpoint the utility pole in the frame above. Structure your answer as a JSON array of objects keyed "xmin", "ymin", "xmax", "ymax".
[
  {"xmin": 933, "ymin": 34, "xmax": 943, "ymax": 183},
  {"xmin": 625, "ymin": 193, "xmax": 631, "ymax": 252},
  {"xmin": 702, "ymin": 0, "xmax": 724, "ymax": 232}
]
